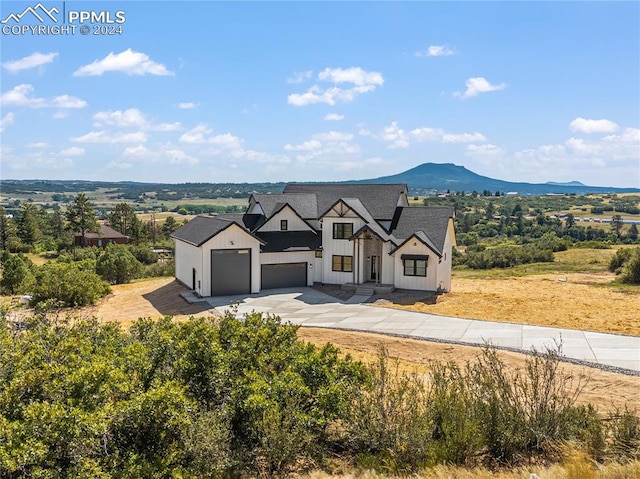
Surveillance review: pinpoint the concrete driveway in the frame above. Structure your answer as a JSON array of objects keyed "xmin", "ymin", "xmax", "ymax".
[{"xmin": 205, "ymin": 287, "xmax": 640, "ymax": 374}]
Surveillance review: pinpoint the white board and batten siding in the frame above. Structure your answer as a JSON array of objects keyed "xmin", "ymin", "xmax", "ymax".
[
  {"xmin": 257, "ymin": 206, "xmax": 313, "ymax": 232},
  {"xmin": 175, "ymin": 240, "xmax": 204, "ymax": 295},
  {"xmin": 321, "ymin": 212, "xmax": 365, "ymax": 284},
  {"xmin": 435, "ymin": 220, "xmax": 456, "ymax": 292},
  {"xmin": 260, "ymin": 251, "xmax": 315, "ymax": 286},
  {"xmin": 393, "ymin": 240, "xmax": 439, "ymax": 291},
  {"xmin": 175, "ymin": 223, "xmax": 262, "ymax": 296}
]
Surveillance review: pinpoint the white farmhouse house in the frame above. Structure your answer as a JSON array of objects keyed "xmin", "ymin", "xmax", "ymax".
[{"xmin": 171, "ymin": 184, "xmax": 456, "ymax": 296}]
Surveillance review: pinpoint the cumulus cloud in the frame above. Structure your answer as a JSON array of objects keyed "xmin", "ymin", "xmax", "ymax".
[
  {"xmin": 415, "ymin": 45, "xmax": 456, "ymax": 57},
  {"xmin": 93, "ymin": 108, "xmax": 181, "ymax": 131},
  {"xmin": 178, "ymin": 102, "xmax": 198, "ymax": 109},
  {"xmin": 0, "ymin": 84, "xmax": 87, "ymax": 109},
  {"xmin": 454, "ymin": 77, "xmax": 507, "ymax": 99},
  {"xmin": 288, "ymin": 67, "xmax": 383, "ymax": 106},
  {"xmin": 466, "ymin": 144, "xmax": 505, "ymax": 156},
  {"xmin": 59, "ymin": 146, "xmax": 85, "ymax": 157},
  {"xmin": 179, "ymin": 125, "xmax": 242, "ymax": 147},
  {"xmin": 73, "ymin": 48, "xmax": 174, "ymax": 76},
  {"xmin": 324, "ymin": 113, "xmax": 344, "ymax": 121},
  {"xmin": 569, "ymin": 117, "xmax": 619, "ymax": 134},
  {"xmin": 312, "ymin": 131, "xmax": 354, "ymax": 142},
  {"xmin": 410, "ymin": 127, "xmax": 445, "ymax": 142},
  {"xmin": 442, "ymin": 132, "xmax": 487, "ymax": 143},
  {"xmin": 284, "ymin": 140, "xmax": 323, "ymax": 151},
  {"xmin": 71, "ymin": 130, "xmax": 147, "ymax": 144},
  {"xmin": 286, "ymin": 70, "xmax": 313, "ymax": 84},
  {"xmin": 0, "ymin": 112, "xmax": 15, "ymax": 132},
  {"xmin": 2, "ymin": 52, "xmax": 58, "ymax": 72},
  {"xmin": 381, "ymin": 121, "xmax": 410, "ymax": 149}
]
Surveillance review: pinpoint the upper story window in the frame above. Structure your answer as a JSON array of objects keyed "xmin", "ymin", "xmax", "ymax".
[
  {"xmin": 333, "ymin": 222, "xmax": 353, "ymax": 239},
  {"xmin": 280, "ymin": 219, "xmax": 288, "ymax": 231}
]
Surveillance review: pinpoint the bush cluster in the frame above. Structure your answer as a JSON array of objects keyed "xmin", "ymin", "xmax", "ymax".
[
  {"xmin": 1, "ymin": 313, "xmax": 638, "ymax": 478},
  {"xmin": 609, "ymin": 247, "xmax": 640, "ymax": 284}
]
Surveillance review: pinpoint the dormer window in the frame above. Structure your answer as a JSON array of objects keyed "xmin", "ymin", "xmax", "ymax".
[
  {"xmin": 280, "ymin": 219, "xmax": 288, "ymax": 231},
  {"xmin": 333, "ymin": 222, "xmax": 353, "ymax": 239}
]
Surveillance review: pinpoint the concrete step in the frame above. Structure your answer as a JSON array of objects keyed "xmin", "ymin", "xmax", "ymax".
[{"xmin": 354, "ymin": 287, "xmax": 375, "ymax": 296}]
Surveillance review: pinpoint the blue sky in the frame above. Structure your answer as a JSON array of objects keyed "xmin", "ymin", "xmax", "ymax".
[{"xmin": 1, "ymin": 1, "xmax": 639, "ymax": 187}]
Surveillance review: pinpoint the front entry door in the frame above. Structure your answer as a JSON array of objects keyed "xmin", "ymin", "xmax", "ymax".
[{"xmin": 370, "ymin": 255, "xmax": 378, "ymax": 281}]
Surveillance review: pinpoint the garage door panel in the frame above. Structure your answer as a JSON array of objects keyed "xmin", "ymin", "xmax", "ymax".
[
  {"xmin": 211, "ymin": 249, "xmax": 251, "ymax": 296},
  {"xmin": 262, "ymin": 262, "xmax": 307, "ymax": 289}
]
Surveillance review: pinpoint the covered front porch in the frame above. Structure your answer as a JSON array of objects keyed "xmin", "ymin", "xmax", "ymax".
[{"xmin": 350, "ymin": 226, "xmax": 394, "ymax": 288}]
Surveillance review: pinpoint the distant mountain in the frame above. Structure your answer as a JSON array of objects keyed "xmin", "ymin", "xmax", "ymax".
[
  {"xmin": 353, "ymin": 163, "xmax": 640, "ymax": 195},
  {"xmin": 546, "ymin": 181, "xmax": 586, "ymax": 187}
]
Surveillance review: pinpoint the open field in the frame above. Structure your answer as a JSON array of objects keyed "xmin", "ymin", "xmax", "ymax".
[
  {"xmin": 75, "ymin": 277, "xmax": 640, "ymax": 414},
  {"xmin": 394, "ymin": 248, "xmax": 640, "ymax": 336}
]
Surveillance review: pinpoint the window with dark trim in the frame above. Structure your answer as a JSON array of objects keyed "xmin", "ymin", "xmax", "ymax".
[
  {"xmin": 280, "ymin": 219, "xmax": 288, "ymax": 231},
  {"xmin": 332, "ymin": 255, "xmax": 353, "ymax": 272},
  {"xmin": 333, "ymin": 222, "xmax": 353, "ymax": 239},
  {"xmin": 403, "ymin": 258, "xmax": 427, "ymax": 277}
]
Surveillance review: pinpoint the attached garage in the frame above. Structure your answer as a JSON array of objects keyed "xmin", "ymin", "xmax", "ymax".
[
  {"xmin": 211, "ymin": 249, "xmax": 252, "ymax": 296},
  {"xmin": 261, "ymin": 262, "xmax": 307, "ymax": 290}
]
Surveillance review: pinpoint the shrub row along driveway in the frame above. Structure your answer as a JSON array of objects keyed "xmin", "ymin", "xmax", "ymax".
[{"xmin": 203, "ymin": 287, "xmax": 640, "ymax": 374}]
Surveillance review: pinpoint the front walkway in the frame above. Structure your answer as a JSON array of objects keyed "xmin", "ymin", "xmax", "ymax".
[{"xmin": 205, "ymin": 287, "xmax": 640, "ymax": 374}]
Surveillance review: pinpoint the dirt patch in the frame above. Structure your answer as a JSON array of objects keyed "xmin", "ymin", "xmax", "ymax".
[
  {"xmin": 297, "ymin": 328, "xmax": 640, "ymax": 412},
  {"xmin": 86, "ymin": 277, "xmax": 218, "ymax": 327}
]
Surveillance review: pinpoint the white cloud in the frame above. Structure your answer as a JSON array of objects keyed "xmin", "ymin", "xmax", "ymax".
[
  {"xmin": 454, "ymin": 77, "xmax": 507, "ymax": 99},
  {"xmin": 603, "ymin": 127, "xmax": 640, "ymax": 144},
  {"xmin": 442, "ymin": 132, "xmax": 487, "ymax": 143},
  {"xmin": 381, "ymin": 121, "xmax": 410, "ymax": 149},
  {"xmin": 73, "ymin": 48, "xmax": 174, "ymax": 76},
  {"xmin": 71, "ymin": 130, "xmax": 147, "ymax": 143},
  {"xmin": 466, "ymin": 144, "xmax": 505, "ymax": 156},
  {"xmin": 2, "ymin": 52, "xmax": 58, "ymax": 72},
  {"xmin": 569, "ymin": 117, "xmax": 619, "ymax": 134},
  {"xmin": 415, "ymin": 45, "xmax": 456, "ymax": 57},
  {"xmin": 0, "ymin": 84, "xmax": 87, "ymax": 109},
  {"xmin": 410, "ymin": 127, "xmax": 445, "ymax": 142},
  {"xmin": 179, "ymin": 124, "xmax": 211, "ymax": 143},
  {"xmin": 0, "ymin": 112, "xmax": 15, "ymax": 132},
  {"xmin": 286, "ymin": 70, "xmax": 313, "ymax": 84},
  {"xmin": 123, "ymin": 145, "xmax": 150, "ymax": 158},
  {"xmin": 566, "ymin": 137, "xmax": 602, "ymax": 155},
  {"xmin": 59, "ymin": 147, "xmax": 85, "ymax": 157},
  {"xmin": 165, "ymin": 148, "xmax": 199, "ymax": 165},
  {"xmin": 93, "ymin": 108, "xmax": 182, "ymax": 131},
  {"xmin": 27, "ymin": 142, "xmax": 48, "ymax": 148},
  {"xmin": 178, "ymin": 125, "xmax": 241, "ymax": 147},
  {"xmin": 178, "ymin": 102, "xmax": 198, "ymax": 109},
  {"xmin": 318, "ymin": 67, "xmax": 384, "ymax": 86},
  {"xmin": 288, "ymin": 67, "xmax": 383, "ymax": 106},
  {"xmin": 312, "ymin": 131, "xmax": 354, "ymax": 142},
  {"xmin": 358, "ymin": 128, "xmax": 372, "ymax": 136},
  {"xmin": 209, "ymin": 133, "xmax": 243, "ymax": 149},
  {"xmin": 52, "ymin": 111, "xmax": 69, "ymax": 119},
  {"xmin": 284, "ymin": 140, "xmax": 322, "ymax": 151},
  {"xmin": 324, "ymin": 113, "xmax": 344, "ymax": 121}
]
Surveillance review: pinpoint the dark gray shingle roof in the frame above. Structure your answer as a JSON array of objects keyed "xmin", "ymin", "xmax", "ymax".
[
  {"xmin": 389, "ymin": 207, "xmax": 454, "ymax": 255},
  {"xmin": 170, "ymin": 215, "xmax": 263, "ymax": 246},
  {"xmin": 251, "ymin": 193, "xmax": 318, "ymax": 219},
  {"xmin": 284, "ymin": 184, "xmax": 407, "ymax": 220},
  {"xmin": 257, "ymin": 231, "xmax": 321, "ymax": 253}
]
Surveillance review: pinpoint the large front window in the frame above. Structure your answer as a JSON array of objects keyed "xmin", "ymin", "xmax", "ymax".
[
  {"xmin": 333, "ymin": 222, "xmax": 353, "ymax": 239},
  {"xmin": 403, "ymin": 258, "xmax": 427, "ymax": 277},
  {"xmin": 332, "ymin": 255, "xmax": 353, "ymax": 272}
]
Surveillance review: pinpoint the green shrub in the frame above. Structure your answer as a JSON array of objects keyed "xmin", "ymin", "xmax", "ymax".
[
  {"xmin": 96, "ymin": 244, "xmax": 144, "ymax": 284},
  {"xmin": 0, "ymin": 252, "xmax": 35, "ymax": 294},
  {"xmin": 619, "ymin": 248, "xmax": 640, "ymax": 284},
  {"xmin": 128, "ymin": 245, "xmax": 159, "ymax": 265},
  {"xmin": 32, "ymin": 261, "xmax": 111, "ymax": 306}
]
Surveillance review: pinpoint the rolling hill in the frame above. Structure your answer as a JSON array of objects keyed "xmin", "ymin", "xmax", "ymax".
[{"xmin": 354, "ymin": 163, "xmax": 640, "ymax": 195}]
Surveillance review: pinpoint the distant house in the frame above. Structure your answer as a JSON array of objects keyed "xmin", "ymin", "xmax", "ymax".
[
  {"xmin": 171, "ymin": 183, "xmax": 456, "ymax": 297},
  {"xmin": 74, "ymin": 224, "xmax": 130, "ymax": 247}
]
